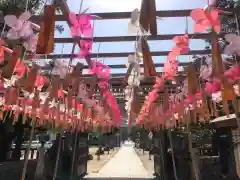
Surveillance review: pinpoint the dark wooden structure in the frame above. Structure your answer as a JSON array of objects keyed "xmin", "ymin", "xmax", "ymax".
[
  {"xmin": 44, "ymin": 133, "xmax": 89, "ymax": 180},
  {"xmin": 153, "ymin": 130, "xmax": 168, "ymax": 180},
  {"xmin": 153, "ymin": 129, "xmax": 227, "ymax": 180},
  {"xmin": 210, "ymin": 114, "xmax": 240, "ymax": 179}
]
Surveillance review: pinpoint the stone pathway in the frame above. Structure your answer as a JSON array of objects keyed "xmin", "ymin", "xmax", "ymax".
[{"xmin": 85, "ymin": 142, "xmax": 154, "ymax": 179}]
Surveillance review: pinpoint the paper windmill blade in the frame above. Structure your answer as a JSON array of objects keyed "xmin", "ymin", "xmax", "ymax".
[
  {"xmin": 128, "ymin": 9, "xmax": 140, "ymax": 34},
  {"xmin": 4, "ymin": 11, "xmax": 33, "ymax": 40},
  {"xmin": 23, "ymin": 34, "xmax": 38, "ymax": 52},
  {"xmin": 39, "ymin": 92, "xmax": 49, "ymax": 104},
  {"xmin": 69, "ymin": 12, "xmax": 93, "ymax": 37},
  {"xmin": 51, "ymin": 59, "xmax": 69, "ymax": 79},
  {"xmin": 128, "ymin": 8, "xmax": 149, "ymax": 36},
  {"xmin": 199, "ymin": 64, "xmax": 212, "ymax": 81},
  {"xmin": 190, "ymin": 8, "xmax": 221, "ymax": 33},
  {"xmin": 3, "ymin": 75, "xmax": 18, "ymax": 88},
  {"xmin": 212, "ymin": 91, "xmax": 222, "ymax": 103},
  {"xmin": 224, "ymin": 33, "xmax": 240, "ymax": 56},
  {"xmin": 171, "ymin": 34, "xmax": 190, "ymax": 56}
]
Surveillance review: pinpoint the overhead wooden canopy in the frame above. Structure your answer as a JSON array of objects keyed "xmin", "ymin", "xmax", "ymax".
[
  {"xmin": 53, "ymin": 72, "xmax": 188, "ymax": 86},
  {"xmin": 41, "ymin": 62, "xmax": 191, "ymax": 70},
  {"xmin": 1, "ymin": 1, "xmax": 227, "ymax": 96},
  {"xmin": 0, "ymin": 8, "xmax": 237, "ymax": 23},
  {"xmin": 30, "ymin": 50, "xmax": 210, "ymax": 59},
  {"xmin": 52, "ymin": 33, "xmax": 212, "ymax": 43}
]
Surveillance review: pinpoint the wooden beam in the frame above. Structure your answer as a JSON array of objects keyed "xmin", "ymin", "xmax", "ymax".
[
  {"xmin": 30, "ymin": 50, "xmax": 210, "ymax": 59},
  {"xmin": 53, "ymin": 33, "xmax": 211, "ymax": 43},
  {"xmin": 41, "ymin": 72, "xmax": 187, "ymax": 86},
  {"xmin": 31, "ymin": 9, "xmax": 195, "ymax": 22},
  {"xmin": 40, "ymin": 62, "xmax": 190, "ymax": 70},
  {"xmin": 5, "ymin": 33, "xmax": 211, "ymax": 45},
  {"xmin": 1, "ymin": 9, "xmax": 236, "ymax": 23}
]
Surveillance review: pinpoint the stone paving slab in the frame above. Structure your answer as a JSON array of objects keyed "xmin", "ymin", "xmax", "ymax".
[{"xmin": 85, "ymin": 144, "xmax": 154, "ymax": 179}]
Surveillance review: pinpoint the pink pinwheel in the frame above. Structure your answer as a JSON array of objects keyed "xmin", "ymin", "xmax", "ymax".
[
  {"xmin": 224, "ymin": 65, "xmax": 240, "ymax": 82},
  {"xmin": 35, "ymin": 74, "xmax": 48, "ymax": 90},
  {"xmin": 57, "ymin": 89, "xmax": 64, "ymax": 99},
  {"xmin": 13, "ymin": 59, "xmax": 29, "ymax": 79},
  {"xmin": 153, "ymin": 77, "xmax": 163, "ymax": 89},
  {"xmin": 51, "ymin": 59, "xmax": 69, "ymax": 79},
  {"xmin": 205, "ymin": 79, "xmax": 221, "ymax": 94},
  {"xmin": 23, "ymin": 34, "xmax": 38, "ymax": 52},
  {"xmin": 212, "ymin": 91, "xmax": 222, "ymax": 103},
  {"xmin": 190, "ymin": 8, "xmax": 221, "ymax": 33},
  {"xmin": 0, "ymin": 40, "xmax": 13, "ymax": 63},
  {"xmin": 224, "ymin": 33, "xmax": 240, "ymax": 56},
  {"xmin": 200, "ymin": 64, "xmax": 212, "ymax": 80},
  {"xmin": 184, "ymin": 95, "xmax": 193, "ymax": 105},
  {"xmin": 200, "ymin": 57, "xmax": 214, "ymax": 80},
  {"xmin": 78, "ymin": 83, "xmax": 88, "ymax": 99},
  {"xmin": 69, "ymin": 12, "xmax": 93, "ymax": 37},
  {"xmin": 78, "ymin": 40, "xmax": 92, "ymax": 57},
  {"xmin": 233, "ymin": 84, "xmax": 240, "ymax": 96},
  {"xmin": 85, "ymin": 99, "xmax": 96, "ymax": 107},
  {"xmin": 171, "ymin": 34, "xmax": 190, "ymax": 56},
  {"xmin": 163, "ymin": 53, "xmax": 179, "ymax": 80},
  {"xmin": 89, "ymin": 60, "xmax": 111, "ymax": 79},
  {"xmin": 4, "ymin": 11, "xmax": 33, "ymax": 39},
  {"xmin": 195, "ymin": 92, "xmax": 202, "ymax": 99}
]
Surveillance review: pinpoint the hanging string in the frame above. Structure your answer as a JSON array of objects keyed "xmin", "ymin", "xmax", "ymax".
[
  {"xmin": 96, "ymin": 42, "xmax": 103, "ymax": 63},
  {"xmin": 185, "ymin": 16, "xmax": 189, "ymax": 34},
  {"xmin": 25, "ymin": 0, "xmax": 30, "ymax": 12},
  {"xmin": 235, "ymin": 13, "xmax": 240, "ymax": 36},
  {"xmin": 0, "ymin": 24, "xmax": 6, "ymax": 40},
  {"xmin": 67, "ymin": 0, "xmax": 85, "ymax": 74}
]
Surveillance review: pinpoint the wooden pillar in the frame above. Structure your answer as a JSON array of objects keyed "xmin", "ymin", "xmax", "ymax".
[{"xmin": 216, "ymin": 127, "xmax": 238, "ymax": 179}]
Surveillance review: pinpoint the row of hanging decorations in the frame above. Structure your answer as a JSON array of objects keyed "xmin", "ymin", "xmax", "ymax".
[
  {"xmin": 0, "ymin": 1, "xmax": 121, "ymax": 133},
  {"xmin": 124, "ymin": 0, "xmax": 240, "ymax": 130}
]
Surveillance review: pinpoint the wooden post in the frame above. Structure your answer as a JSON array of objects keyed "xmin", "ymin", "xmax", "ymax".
[
  {"xmin": 52, "ymin": 134, "xmax": 62, "ymax": 180},
  {"xmin": 159, "ymin": 130, "xmax": 167, "ymax": 180},
  {"xmin": 186, "ymin": 111, "xmax": 201, "ymax": 180},
  {"xmin": 20, "ymin": 119, "xmax": 36, "ymax": 180},
  {"xmin": 70, "ymin": 132, "xmax": 78, "ymax": 180},
  {"xmin": 168, "ymin": 130, "xmax": 179, "ymax": 180}
]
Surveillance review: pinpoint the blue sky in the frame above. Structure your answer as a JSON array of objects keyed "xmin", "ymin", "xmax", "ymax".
[{"xmin": 52, "ymin": 0, "xmax": 207, "ymax": 74}]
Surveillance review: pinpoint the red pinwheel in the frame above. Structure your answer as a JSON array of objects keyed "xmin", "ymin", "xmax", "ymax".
[
  {"xmin": 13, "ymin": 59, "xmax": 29, "ymax": 79},
  {"xmin": 78, "ymin": 40, "xmax": 92, "ymax": 58},
  {"xmin": 190, "ymin": 8, "xmax": 221, "ymax": 33},
  {"xmin": 35, "ymin": 74, "xmax": 48, "ymax": 90},
  {"xmin": 163, "ymin": 53, "xmax": 179, "ymax": 80},
  {"xmin": 171, "ymin": 34, "xmax": 190, "ymax": 56},
  {"xmin": 69, "ymin": 12, "xmax": 93, "ymax": 37},
  {"xmin": 224, "ymin": 65, "xmax": 240, "ymax": 82}
]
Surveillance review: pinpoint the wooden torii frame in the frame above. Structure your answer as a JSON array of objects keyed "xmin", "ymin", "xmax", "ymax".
[
  {"xmin": 1, "ymin": 5, "xmax": 230, "ymax": 73},
  {"xmin": 1, "ymin": 0, "xmax": 234, "ymax": 102}
]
